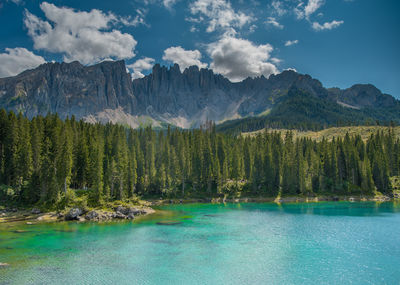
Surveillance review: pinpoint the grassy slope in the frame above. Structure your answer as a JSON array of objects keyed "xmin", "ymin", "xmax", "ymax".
[{"xmin": 243, "ymin": 126, "xmax": 400, "ymax": 141}]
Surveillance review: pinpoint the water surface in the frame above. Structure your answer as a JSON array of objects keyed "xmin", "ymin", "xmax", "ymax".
[{"xmin": 1, "ymin": 202, "xmax": 400, "ymax": 284}]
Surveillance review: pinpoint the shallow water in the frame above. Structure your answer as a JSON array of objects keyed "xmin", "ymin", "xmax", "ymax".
[{"xmin": 1, "ymin": 202, "xmax": 400, "ymax": 284}]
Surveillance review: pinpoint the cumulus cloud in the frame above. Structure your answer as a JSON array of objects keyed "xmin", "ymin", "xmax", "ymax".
[
  {"xmin": 189, "ymin": 0, "xmax": 252, "ymax": 33},
  {"xmin": 127, "ymin": 57, "xmax": 155, "ymax": 79},
  {"xmin": 24, "ymin": 2, "xmax": 138, "ymax": 65},
  {"xmin": 285, "ymin": 39, "xmax": 299, "ymax": 46},
  {"xmin": 312, "ymin": 20, "xmax": 343, "ymax": 31},
  {"xmin": 0, "ymin": 47, "xmax": 45, "ymax": 78},
  {"xmin": 266, "ymin": 17, "xmax": 283, "ymax": 29},
  {"xmin": 207, "ymin": 36, "xmax": 278, "ymax": 82},
  {"xmin": 162, "ymin": 46, "xmax": 208, "ymax": 71}
]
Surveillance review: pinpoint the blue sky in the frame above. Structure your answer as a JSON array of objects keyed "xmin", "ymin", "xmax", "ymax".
[{"xmin": 0, "ymin": 0, "xmax": 399, "ymax": 98}]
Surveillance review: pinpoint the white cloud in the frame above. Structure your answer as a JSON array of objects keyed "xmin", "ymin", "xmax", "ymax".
[
  {"xmin": 0, "ymin": 47, "xmax": 45, "ymax": 78},
  {"xmin": 294, "ymin": 2, "xmax": 305, "ymax": 19},
  {"xmin": 285, "ymin": 39, "xmax": 299, "ymax": 46},
  {"xmin": 189, "ymin": 0, "xmax": 252, "ymax": 33},
  {"xmin": 7, "ymin": 0, "xmax": 23, "ymax": 5},
  {"xmin": 294, "ymin": 0, "xmax": 323, "ymax": 20},
  {"xmin": 291, "ymin": 1, "xmax": 344, "ymax": 31},
  {"xmin": 207, "ymin": 36, "xmax": 278, "ymax": 82},
  {"xmin": 190, "ymin": 26, "xmax": 198, "ymax": 32},
  {"xmin": 119, "ymin": 9, "xmax": 148, "ymax": 27},
  {"xmin": 163, "ymin": 0, "xmax": 178, "ymax": 9},
  {"xmin": 127, "ymin": 57, "xmax": 155, "ymax": 79},
  {"xmin": 249, "ymin": 24, "xmax": 257, "ymax": 33},
  {"xmin": 285, "ymin": 67, "xmax": 297, "ymax": 72},
  {"xmin": 312, "ymin": 20, "xmax": 343, "ymax": 31},
  {"xmin": 24, "ymin": 2, "xmax": 138, "ymax": 65},
  {"xmin": 271, "ymin": 1, "xmax": 287, "ymax": 17},
  {"xmin": 266, "ymin": 17, "xmax": 283, "ymax": 29},
  {"xmin": 304, "ymin": 0, "xmax": 323, "ymax": 19},
  {"xmin": 162, "ymin": 46, "xmax": 208, "ymax": 71},
  {"xmin": 270, "ymin": 57, "xmax": 282, "ymax": 64}
]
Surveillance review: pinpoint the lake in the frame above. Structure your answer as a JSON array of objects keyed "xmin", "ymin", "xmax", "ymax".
[{"xmin": 1, "ymin": 202, "xmax": 400, "ymax": 284}]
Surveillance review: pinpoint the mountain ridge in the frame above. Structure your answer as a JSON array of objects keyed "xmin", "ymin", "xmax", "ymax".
[{"xmin": 0, "ymin": 60, "xmax": 398, "ymax": 130}]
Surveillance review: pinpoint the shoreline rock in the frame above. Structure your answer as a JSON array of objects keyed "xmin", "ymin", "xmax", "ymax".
[
  {"xmin": 65, "ymin": 208, "xmax": 85, "ymax": 221},
  {"xmin": 66, "ymin": 206, "xmax": 155, "ymax": 222},
  {"xmin": 31, "ymin": 208, "xmax": 41, "ymax": 215}
]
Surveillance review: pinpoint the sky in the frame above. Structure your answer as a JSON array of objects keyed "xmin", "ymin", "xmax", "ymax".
[{"xmin": 0, "ymin": 0, "xmax": 399, "ymax": 98}]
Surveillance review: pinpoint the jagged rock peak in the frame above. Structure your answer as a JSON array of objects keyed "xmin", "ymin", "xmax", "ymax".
[
  {"xmin": 1, "ymin": 59, "xmax": 398, "ymax": 130},
  {"xmin": 0, "ymin": 59, "xmax": 136, "ymax": 120},
  {"xmin": 150, "ymin": 63, "xmax": 209, "ymax": 76}
]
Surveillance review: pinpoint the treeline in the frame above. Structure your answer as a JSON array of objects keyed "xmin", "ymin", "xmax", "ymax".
[{"xmin": 0, "ymin": 110, "xmax": 399, "ymax": 207}]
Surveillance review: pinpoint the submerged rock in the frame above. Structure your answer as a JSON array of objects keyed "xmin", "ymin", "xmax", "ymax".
[
  {"xmin": 156, "ymin": 221, "xmax": 182, "ymax": 225},
  {"xmin": 55, "ymin": 229, "xmax": 76, "ymax": 233},
  {"xmin": 13, "ymin": 230, "xmax": 29, "ymax": 233},
  {"xmin": 180, "ymin": 215, "xmax": 193, "ymax": 219},
  {"xmin": 0, "ymin": 262, "xmax": 10, "ymax": 267}
]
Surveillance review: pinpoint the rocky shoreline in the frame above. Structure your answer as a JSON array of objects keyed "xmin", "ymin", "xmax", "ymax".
[
  {"xmin": 149, "ymin": 194, "xmax": 393, "ymax": 205},
  {"xmin": 0, "ymin": 205, "xmax": 155, "ymax": 224},
  {"xmin": 0, "ymin": 195, "xmax": 394, "ymax": 224},
  {"xmin": 63, "ymin": 206, "xmax": 155, "ymax": 222}
]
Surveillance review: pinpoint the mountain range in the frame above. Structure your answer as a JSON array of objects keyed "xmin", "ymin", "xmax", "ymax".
[{"xmin": 0, "ymin": 60, "xmax": 399, "ymax": 131}]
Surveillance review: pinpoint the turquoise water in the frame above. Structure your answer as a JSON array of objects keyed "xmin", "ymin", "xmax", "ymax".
[{"xmin": 1, "ymin": 202, "xmax": 400, "ymax": 284}]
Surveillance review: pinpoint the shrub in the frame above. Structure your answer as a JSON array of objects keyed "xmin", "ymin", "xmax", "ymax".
[
  {"xmin": 220, "ymin": 180, "xmax": 247, "ymax": 197},
  {"xmin": 0, "ymin": 185, "xmax": 17, "ymax": 202},
  {"xmin": 57, "ymin": 189, "xmax": 88, "ymax": 211}
]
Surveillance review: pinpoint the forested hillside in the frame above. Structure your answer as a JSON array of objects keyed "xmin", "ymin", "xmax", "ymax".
[
  {"xmin": 0, "ymin": 110, "xmax": 399, "ymax": 208},
  {"xmin": 217, "ymin": 88, "xmax": 399, "ymax": 134}
]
